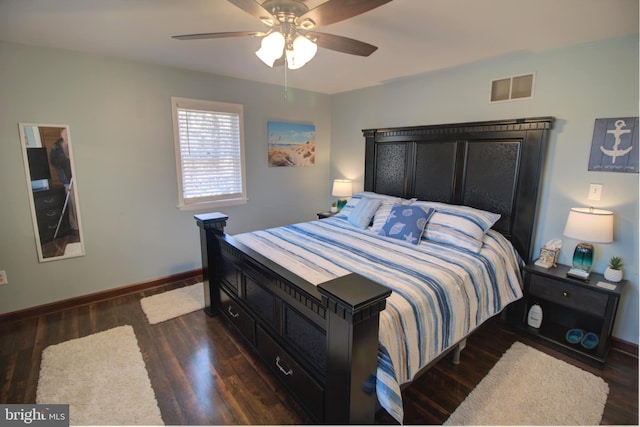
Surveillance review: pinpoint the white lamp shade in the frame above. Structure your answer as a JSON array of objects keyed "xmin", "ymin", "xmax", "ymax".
[
  {"xmin": 255, "ymin": 31, "xmax": 285, "ymax": 67},
  {"xmin": 563, "ymin": 207, "xmax": 614, "ymax": 243},
  {"xmin": 332, "ymin": 179, "xmax": 352, "ymax": 197}
]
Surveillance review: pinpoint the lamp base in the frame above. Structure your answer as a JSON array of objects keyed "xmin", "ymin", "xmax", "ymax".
[
  {"xmin": 572, "ymin": 242, "xmax": 593, "ymax": 269},
  {"xmin": 568, "ymin": 242, "xmax": 593, "ymax": 281},
  {"xmin": 337, "ymin": 199, "xmax": 348, "ymax": 210}
]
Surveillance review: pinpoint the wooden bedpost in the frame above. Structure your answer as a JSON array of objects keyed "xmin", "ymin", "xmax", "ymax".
[
  {"xmin": 318, "ymin": 274, "xmax": 392, "ymax": 424},
  {"xmin": 194, "ymin": 212, "xmax": 228, "ymax": 316}
]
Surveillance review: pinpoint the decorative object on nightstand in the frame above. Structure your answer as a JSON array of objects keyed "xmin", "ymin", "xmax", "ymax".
[
  {"xmin": 563, "ymin": 207, "xmax": 613, "ymax": 280},
  {"xmin": 331, "ymin": 179, "xmax": 352, "ymax": 211},
  {"xmin": 604, "ymin": 256, "xmax": 624, "ymax": 282},
  {"xmin": 534, "ymin": 238, "xmax": 562, "ymax": 268},
  {"xmin": 527, "ymin": 303, "xmax": 543, "ymax": 328}
]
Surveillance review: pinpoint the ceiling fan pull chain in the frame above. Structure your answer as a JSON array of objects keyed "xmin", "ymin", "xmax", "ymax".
[{"xmin": 284, "ymin": 59, "xmax": 288, "ymax": 100}]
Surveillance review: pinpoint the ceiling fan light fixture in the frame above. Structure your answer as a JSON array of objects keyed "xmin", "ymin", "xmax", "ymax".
[
  {"xmin": 255, "ymin": 31, "xmax": 285, "ymax": 67},
  {"xmin": 285, "ymin": 35, "xmax": 317, "ymax": 69}
]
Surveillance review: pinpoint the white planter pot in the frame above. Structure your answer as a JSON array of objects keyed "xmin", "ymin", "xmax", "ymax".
[{"xmin": 604, "ymin": 267, "xmax": 623, "ymax": 283}]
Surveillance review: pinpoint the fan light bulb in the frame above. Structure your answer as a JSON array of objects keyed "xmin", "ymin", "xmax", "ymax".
[
  {"xmin": 255, "ymin": 31, "xmax": 285, "ymax": 67},
  {"xmin": 286, "ymin": 35, "xmax": 317, "ymax": 70}
]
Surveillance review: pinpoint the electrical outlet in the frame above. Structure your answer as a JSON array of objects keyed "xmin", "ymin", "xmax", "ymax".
[{"xmin": 0, "ymin": 270, "xmax": 7, "ymax": 285}]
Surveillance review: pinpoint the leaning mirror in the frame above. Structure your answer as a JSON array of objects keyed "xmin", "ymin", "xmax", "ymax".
[{"xmin": 19, "ymin": 123, "xmax": 85, "ymax": 262}]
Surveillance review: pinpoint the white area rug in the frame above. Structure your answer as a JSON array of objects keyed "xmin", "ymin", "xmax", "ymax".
[
  {"xmin": 445, "ymin": 341, "xmax": 609, "ymax": 425},
  {"xmin": 37, "ymin": 325, "xmax": 163, "ymax": 425},
  {"xmin": 140, "ymin": 282, "xmax": 204, "ymax": 325}
]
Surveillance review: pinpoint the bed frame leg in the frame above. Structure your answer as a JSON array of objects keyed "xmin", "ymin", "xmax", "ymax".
[
  {"xmin": 194, "ymin": 212, "xmax": 228, "ymax": 317},
  {"xmin": 319, "ymin": 274, "xmax": 392, "ymax": 424},
  {"xmin": 451, "ymin": 338, "xmax": 467, "ymax": 364}
]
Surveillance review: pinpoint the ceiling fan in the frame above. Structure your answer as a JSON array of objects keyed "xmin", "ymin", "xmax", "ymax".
[{"xmin": 172, "ymin": 0, "xmax": 394, "ymax": 69}]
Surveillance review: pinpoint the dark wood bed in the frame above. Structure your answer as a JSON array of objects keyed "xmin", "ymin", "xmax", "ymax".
[{"xmin": 195, "ymin": 117, "xmax": 554, "ymax": 424}]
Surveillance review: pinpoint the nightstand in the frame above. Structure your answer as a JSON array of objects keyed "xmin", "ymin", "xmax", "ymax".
[
  {"xmin": 317, "ymin": 211, "xmax": 336, "ymax": 219},
  {"xmin": 522, "ymin": 263, "xmax": 627, "ymax": 366}
]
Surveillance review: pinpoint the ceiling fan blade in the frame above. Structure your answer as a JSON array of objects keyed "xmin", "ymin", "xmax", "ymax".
[
  {"xmin": 172, "ymin": 31, "xmax": 265, "ymax": 40},
  {"xmin": 227, "ymin": 0, "xmax": 280, "ymax": 26},
  {"xmin": 307, "ymin": 32, "xmax": 378, "ymax": 57},
  {"xmin": 297, "ymin": 0, "xmax": 393, "ymax": 29}
]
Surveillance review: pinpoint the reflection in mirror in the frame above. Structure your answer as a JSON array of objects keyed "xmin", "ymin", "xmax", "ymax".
[{"xmin": 19, "ymin": 123, "xmax": 84, "ymax": 262}]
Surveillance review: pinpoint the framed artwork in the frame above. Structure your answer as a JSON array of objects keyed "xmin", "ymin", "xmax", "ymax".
[
  {"xmin": 268, "ymin": 121, "xmax": 315, "ymax": 167},
  {"xmin": 588, "ymin": 117, "xmax": 638, "ymax": 173}
]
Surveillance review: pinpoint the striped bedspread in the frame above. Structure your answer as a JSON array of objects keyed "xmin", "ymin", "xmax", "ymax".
[{"xmin": 234, "ymin": 216, "xmax": 523, "ymax": 423}]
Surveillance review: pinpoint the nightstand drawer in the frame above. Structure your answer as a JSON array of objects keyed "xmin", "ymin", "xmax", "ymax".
[{"xmin": 529, "ymin": 275, "xmax": 608, "ymax": 316}]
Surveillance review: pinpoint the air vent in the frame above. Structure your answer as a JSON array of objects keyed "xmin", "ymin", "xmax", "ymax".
[{"xmin": 490, "ymin": 73, "xmax": 535, "ymax": 102}]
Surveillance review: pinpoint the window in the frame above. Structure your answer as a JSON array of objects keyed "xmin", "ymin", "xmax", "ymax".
[{"xmin": 171, "ymin": 97, "xmax": 247, "ymax": 210}]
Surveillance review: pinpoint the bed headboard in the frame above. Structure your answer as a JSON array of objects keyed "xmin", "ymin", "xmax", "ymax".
[{"xmin": 362, "ymin": 117, "xmax": 554, "ymax": 263}]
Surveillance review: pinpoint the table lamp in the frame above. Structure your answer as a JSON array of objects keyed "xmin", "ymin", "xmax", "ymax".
[
  {"xmin": 563, "ymin": 207, "xmax": 613, "ymax": 280},
  {"xmin": 332, "ymin": 179, "xmax": 352, "ymax": 210}
]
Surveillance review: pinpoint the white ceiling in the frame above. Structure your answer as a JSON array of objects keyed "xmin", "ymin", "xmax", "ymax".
[{"xmin": 1, "ymin": 0, "xmax": 637, "ymax": 94}]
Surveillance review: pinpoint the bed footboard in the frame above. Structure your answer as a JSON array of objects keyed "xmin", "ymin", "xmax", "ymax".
[{"xmin": 195, "ymin": 213, "xmax": 392, "ymax": 424}]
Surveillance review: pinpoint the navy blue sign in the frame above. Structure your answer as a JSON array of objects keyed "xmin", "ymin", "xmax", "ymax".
[{"xmin": 588, "ymin": 117, "xmax": 638, "ymax": 173}]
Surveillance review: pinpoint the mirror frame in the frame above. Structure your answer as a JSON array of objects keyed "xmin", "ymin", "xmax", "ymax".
[{"xmin": 19, "ymin": 123, "xmax": 85, "ymax": 262}]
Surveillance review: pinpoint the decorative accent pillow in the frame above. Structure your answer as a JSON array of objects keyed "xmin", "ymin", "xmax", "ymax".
[
  {"xmin": 336, "ymin": 191, "xmax": 405, "ymax": 219},
  {"xmin": 411, "ymin": 201, "xmax": 501, "ymax": 252},
  {"xmin": 347, "ymin": 198, "xmax": 382, "ymax": 229},
  {"xmin": 378, "ymin": 205, "xmax": 435, "ymax": 245}
]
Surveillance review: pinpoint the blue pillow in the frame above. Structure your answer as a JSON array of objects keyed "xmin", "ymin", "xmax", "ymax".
[
  {"xmin": 348, "ymin": 198, "xmax": 382, "ymax": 229},
  {"xmin": 379, "ymin": 205, "xmax": 435, "ymax": 244}
]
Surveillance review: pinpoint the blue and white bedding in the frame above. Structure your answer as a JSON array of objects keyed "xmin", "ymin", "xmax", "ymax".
[{"xmin": 234, "ymin": 212, "xmax": 523, "ymax": 423}]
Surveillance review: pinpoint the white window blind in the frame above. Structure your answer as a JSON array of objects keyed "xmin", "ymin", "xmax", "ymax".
[{"xmin": 171, "ymin": 97, "xmax": 247, "ymax": 210}]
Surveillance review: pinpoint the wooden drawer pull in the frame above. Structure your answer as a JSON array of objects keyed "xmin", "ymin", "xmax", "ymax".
[
  {"xmin": 227, "ymin": 306, "xmax": 240, "ymax": 318},
  {"xmin": 275, "ymin": 356, "xmax": 293, "ymax": 376}
]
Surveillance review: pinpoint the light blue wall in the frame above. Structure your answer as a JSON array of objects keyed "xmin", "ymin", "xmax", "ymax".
[
  {"xmin": 330, "ymin": 34, "xmax": 639, "ymax": 344},
  {"xmin": 2, "ymin": 35, "xmax": 638, "ymax": 346},
  {"xmin": 0, "ymin": 41, "xmax": 331, "ymax": 314}
]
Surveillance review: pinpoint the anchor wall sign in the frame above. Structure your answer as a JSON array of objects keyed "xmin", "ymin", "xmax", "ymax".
[{"xmin": 588, "ymin": 117, "xmax": 638, "ymax": 173}]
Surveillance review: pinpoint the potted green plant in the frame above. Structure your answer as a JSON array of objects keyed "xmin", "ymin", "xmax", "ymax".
[{"xmin": 604, "ymin": 256, "xmax": 624, "ymax": 282}]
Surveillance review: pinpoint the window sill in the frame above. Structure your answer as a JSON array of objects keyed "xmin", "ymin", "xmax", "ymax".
[{"xmin": 177, "ymin": 198, "xmax": 247, "ymax": 212}]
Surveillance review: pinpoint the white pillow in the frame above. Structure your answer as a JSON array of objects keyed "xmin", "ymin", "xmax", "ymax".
[
  {"xmin": 411, "ymin": 201, "xmax": 501, "ymax": 252},
  {"xmin": 336, "ymin": 191, "xmax": 405, "ymax": 219},
  {"xmin": 347, "ymin": 198, "xmax": 382, "ymax": 229}
]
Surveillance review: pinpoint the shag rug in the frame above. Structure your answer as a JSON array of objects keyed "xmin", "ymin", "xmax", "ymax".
[
  {"xmin": 140, "ymin": 282, "xmax": 204, "ymax": 325},
  {"xmin": 444, "ymin": 341, "xmax": 609, "ymax": 425},
  {"xmin": 37, "ymin": 325, "xmax": 163, "ymax": 425}
]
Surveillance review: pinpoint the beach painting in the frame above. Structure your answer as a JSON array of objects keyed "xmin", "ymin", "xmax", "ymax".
[{"xmin": 268, "ymin": 121, "xmax": 315, "ymax": 167}]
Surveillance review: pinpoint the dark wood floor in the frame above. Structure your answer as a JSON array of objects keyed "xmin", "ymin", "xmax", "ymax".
[{"xmin": 1, "ymin": 278, "xmax": 637, "ymax": 425}]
